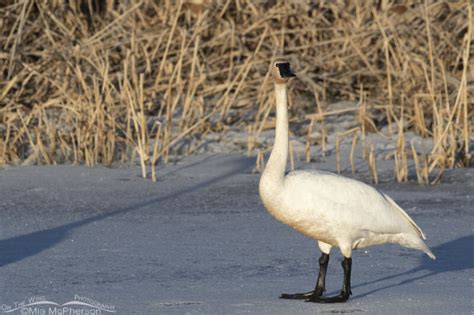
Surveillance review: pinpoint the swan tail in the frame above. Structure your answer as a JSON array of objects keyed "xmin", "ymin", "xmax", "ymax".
[
  {"xmin": 416, "ymin": 239, "xmax": 436, "ymax": 260},
  {"xmin": 404, "ymin": 234, "xmax": 436, "ymax": 260},
  {"xmin": 382, "ymin": 193, "xmax": 436, "ymax": 259},
  {"xmin": 425, "ymin": 248, "xmax": 436, "ymax": 260},
  {"xmin": 383, "ymin": 193, "xmax": 427, "ymax": 240}
]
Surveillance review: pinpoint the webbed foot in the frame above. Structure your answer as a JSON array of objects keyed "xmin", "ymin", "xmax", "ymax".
[{"xmin": 280, "ymin": 289, "xmax": 323, "ymax": 300}]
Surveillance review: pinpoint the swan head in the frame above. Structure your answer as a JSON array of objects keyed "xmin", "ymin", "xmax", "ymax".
[{"xmin": 272, "ymin": 60, "xmax": 296, "ymax": 84}]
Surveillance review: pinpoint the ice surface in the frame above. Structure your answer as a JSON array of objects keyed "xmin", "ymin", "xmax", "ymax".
[{"xmin": 0, "ymin": 154, "xmax": 472, "ymax": 314}]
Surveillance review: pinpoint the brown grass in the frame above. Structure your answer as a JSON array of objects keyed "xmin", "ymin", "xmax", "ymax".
[{"xmin": 0, "ymin": 1, "xmax": 472, "ymax": 183}]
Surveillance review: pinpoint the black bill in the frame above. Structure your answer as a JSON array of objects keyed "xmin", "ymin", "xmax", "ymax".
[{"xmin": 276, "ymin": 62, "xmax": 296, "ymax": 78}]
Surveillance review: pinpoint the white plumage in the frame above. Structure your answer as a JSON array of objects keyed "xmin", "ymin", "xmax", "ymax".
[
  {"xmin": 261, "ymin": 169, "xmax": 435, "ymax": 259},
  {"xmin": 259, "ymin": 60, "xmax": 435, "ymax": 303}
]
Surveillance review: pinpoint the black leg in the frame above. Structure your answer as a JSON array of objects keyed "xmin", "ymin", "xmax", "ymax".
[
  {"xmin": 306, "ymin": 257, "xmax": 352, "ymax": 303},
  {"xmin": 280, "ymin": 253, "xmax": 330, "ymax": 299},
  {"xmin": 316, "ymin": 253, "xmax": 330, "ymax": 293}
]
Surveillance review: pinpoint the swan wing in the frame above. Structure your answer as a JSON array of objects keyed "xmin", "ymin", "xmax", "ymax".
[
  {"xmin": 380, "ymin": 193, "xmax": 426, "ymax": 240},
  {"xmin": 283, "ymin": 170, "xmax": 425, "ymax": 238}
]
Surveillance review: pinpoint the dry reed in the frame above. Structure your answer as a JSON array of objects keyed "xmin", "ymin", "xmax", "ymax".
[{"xmin": 0, "ymin": 1, "xmax": 472, "ymax": 184}]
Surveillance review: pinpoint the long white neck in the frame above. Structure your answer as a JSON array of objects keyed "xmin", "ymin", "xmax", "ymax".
[{"xmin": 262, "ymin": 83, "xmax": 289, "ymax": 186}]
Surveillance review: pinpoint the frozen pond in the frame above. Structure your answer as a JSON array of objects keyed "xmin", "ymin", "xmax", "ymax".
[{"xmin": 0, "ymin": 154, "xmax": 473, "ymax": 314}]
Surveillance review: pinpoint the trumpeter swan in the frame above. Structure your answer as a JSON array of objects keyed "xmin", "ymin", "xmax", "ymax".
[{"xmin": 259, "ymin": 60, "xmax": 435, "ymax": 303}]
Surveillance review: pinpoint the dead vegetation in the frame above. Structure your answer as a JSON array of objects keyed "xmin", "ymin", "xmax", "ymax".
[{"xmin": 0, "ymin": 0, "xmax": 472, "ymax": 183}]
